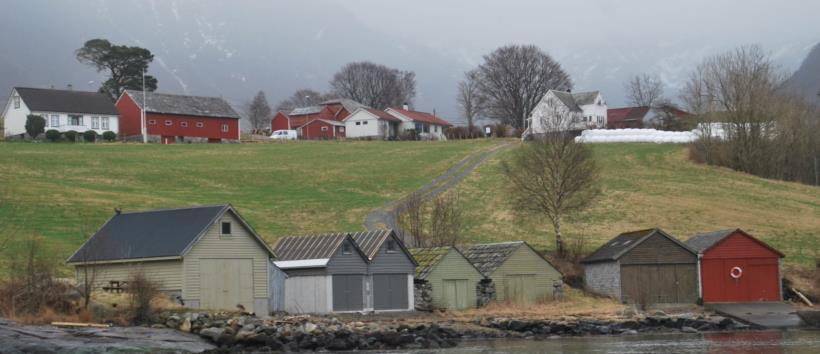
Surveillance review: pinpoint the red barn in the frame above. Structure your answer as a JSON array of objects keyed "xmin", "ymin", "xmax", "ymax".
[
  {"xmin": 270, "ymin": 98, "xmax": 365, "ymax": 139},
  {"xmin": 117, "ymin": 90, "xmax": 240, "ymax": 144},
  {"xmin": 686, "ymin": 229, "xmax": 784, "ymax": 303}
]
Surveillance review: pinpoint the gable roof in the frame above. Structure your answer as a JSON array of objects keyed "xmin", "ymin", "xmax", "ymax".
[
  {"xmin": 410, "ymin": 246, "xmax": 482, "ymax": 279},
  {"xmin": 350, "ymin": 230, "xmax": 418, "ymax": 265},
  {"xmin": 320, "ymin": 98, "xmax": 367, "ymax": 114},
  {"xmin": 461, "ymin": 241, "xmax": 526, "ymax": 275},
  {"xmin": 549, "ymin": 90, "xmax": 582, "ymax": 112},
  {"xmin": 363, "ymin": 108, "xmax": 401, "ymax": 122},
  {"xmin": 273, "ymin": 232, "xmax": 349, "ymax": 261},
  {"xmin": 582, "ymin": 228, "xmax": 694, "ymax": 264},
  {"xmin": 67, "ymin": 204, "xmax": 273, "ymax": 264},
  {"xmin": 607, "ymin": 106, "xmax": 650, "ymax": 125},
  {"xmin": 289, "ymin": 106, "xmax": 323, "ymax": 116},
  {"xmin": 571, "ymin": 91, "xmax": 601, "ymax": 106},
  {"xmin": 387, "ymin": 107, "xmax": 452, "ymax": 127},
  {"xmin": 123, "ymin": 90, "xmax": 240, "ymax": 119},
  {"xmin": 13, "ymin": 87, "xmax": 119, "ymax": 115},
  {"xmin": 685, "ymin": 229, "xmax": 784, "ymax": 257}
]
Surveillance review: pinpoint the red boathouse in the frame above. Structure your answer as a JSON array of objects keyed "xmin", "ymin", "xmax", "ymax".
[
  {"xmin": 117, "ymin": 90, "xmax": 241, "ymax": 143},
  {"xmin": 686, "ymin": 229, "xmax": 784, "ymax": 302}
]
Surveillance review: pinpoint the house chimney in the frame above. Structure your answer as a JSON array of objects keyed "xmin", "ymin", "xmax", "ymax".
[
  {"xmin": 402, "ymin": 102, "xmax": 409, "ymax": 110},
  {"xmin": 67, "ymin": 84, "xmax": 73, "ymax": 91},
  {"xmin": 114, "ymin": 207, "xmax": 122, "ymax": 215},
  {"xmin": 567, "ymin": 88, "xmax": 571, "ymax": 93}
]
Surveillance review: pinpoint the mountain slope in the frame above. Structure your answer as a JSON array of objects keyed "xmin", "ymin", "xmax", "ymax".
[{"xmin": 786, "ymin": 42, "xmax": 820, "ymax": 103}]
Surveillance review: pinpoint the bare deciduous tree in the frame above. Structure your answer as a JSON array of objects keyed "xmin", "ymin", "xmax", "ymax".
[
  {"xmin": 274, "ymin": 89, "xmax": 329, "ymax": 113},
  {"xmin": 393, "ymin": 191, "xmax": 464, "ymax": 248},
  {"xmin": 246, "ymin": 90, "xmax": 272, "ymax": 132},
  {"xmin": 501, "ymin": 107, "xmax": 599, "ymax": 257},
  {"xmin": 330, "ymin": 61, "xmax": 416, "ymax": 109},
  {"xmin": 625, "ymin": 73, "xmax": 664, "ymax": 107},
  {"xmin": 473, "ymin": 45, "xmax": 572, "ymax": 129},
  {"xmin": 457, "ymin": 70, "xmax": 486, "ymax": 131}
]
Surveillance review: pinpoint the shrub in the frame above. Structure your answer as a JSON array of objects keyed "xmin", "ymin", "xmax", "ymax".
[
  {"xmin": 400, "ymin": 129, "xmax": 418, "ymax": 141},
  {"xmin": 25, "ymin": 115, "xmax": 46, "ymax": 139},
  {"xmin": 45, "ymin": 129, "xmax": 61, "ymax": 142},
  {"xmin": 64, "ymin": 130, "xmax": 78, "ymax": 142},
  {"xmin": 83, "ymin": 130, "xmax": 97, "ymax": 143},
  {"xmin": 102, "ymin": 131, "xmax": 116, "ymax": 142},
  {"xmin": 126, "ymin": 272, "xmax": 159, "ymax": 325}
]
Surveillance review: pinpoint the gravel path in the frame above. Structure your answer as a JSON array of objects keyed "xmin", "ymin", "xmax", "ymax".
[
  {"xmin": 365, "ymin": 141, "xmax": 513, "ymax": 231},
  {"xmin": 0, "ymin": 319, "xmax": 214, "ymax": 353}
]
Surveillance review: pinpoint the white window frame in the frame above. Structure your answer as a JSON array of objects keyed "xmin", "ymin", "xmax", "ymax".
[
  {"xmin": 69, "ymin": 115, "xmax": 82, "ymax": 126},
  {"xmin": 222, "ymin": 124, "xmax": 229, "ymax": 132},
  {"xmin": 180, "ymin": 121, "xmax": 188, "ymax": 128},
  {"xmin": 221, "ymin": 222, "xmax": 231, "ymax": 236},
  {"xmin": 148, "ymin": 119, "xmax": 157, "ymax": 125},
  {"xmin": 91, "ymin": 116, "xmax": 100, "ymax": 129},
  {"xmin": 321, "ymin": 126, "xmax": 328, "ymax": 132},
  {"xmin": 101, "ymin": 117, "xmax": 109, "ymax": 130},
  {"xmin": 50, "ymin": 115, "xmax": 59, "ymax": 128},
  {"xmin": 196, "ymin": 122, "xmax": 204, "ymax": 128},
  {"xmin": 13, "ymin": 95, "xmax": 20, "ymax": 109}
]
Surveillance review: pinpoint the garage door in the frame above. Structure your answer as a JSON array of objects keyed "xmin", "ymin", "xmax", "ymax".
[
  {"xmin": 503, "ymin": 274, "xmax": 536, "ymax": 303},
  {"xmin": 332, "ymin": 275, "xmax": 364, "ymax": 311},
  {"xmin": 621, "ymin": 264, "xmax": 697, "ymax": 304},
  {"xmin": 442, "ymin": 279, "xmax": 469, "ymax": 309},
  {"xmin": 199, "ymin": 259, "xmax": 253, "ymax": 311},
  {"xmin": 701, "ymin": 258, "xmax": 780, "ymax": 302},
  {"xmin": 373, "ymin": 274, "xmax": 408, "ymax": 310}
]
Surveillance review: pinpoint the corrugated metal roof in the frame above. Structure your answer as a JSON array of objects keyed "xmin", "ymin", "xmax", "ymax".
[
  {"xmin": 125, "ymin": 90, "xmax": 240, "ymax": 119},
  {"xmin": 462, "ymin": 241, "xmax": 524, "ymax": 275},
  {"xmin": 320, "ymin": 98, "xmax": 367, "ymax": 113},
  {"xmin": 14, "ymin": 87, "xmax": 119, "ymax": 115},
  {"xmin": 273, "ymin": 233, "xmax": 349, "ymax": 261},
  {"xmin": 288, "ymin": 106, "xmax": 323, "ymax": 116},
  {"xmin": 350, "ymin": 230, "xmax": 393, "ymax": 260},
  {"xmin": 68, "ymin": 205, "xmax": 228, "ymax": 263},
  {"xmin": 409, "ymin": 247, "xmax": 451, "ymax": 279}
]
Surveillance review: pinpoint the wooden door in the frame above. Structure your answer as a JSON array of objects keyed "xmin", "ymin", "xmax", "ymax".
[
  {"xmin": 504, "ymin": 274, "xmax": 535, "ymax": 303},
  {"xmin": 443, "ymin": 279, "xmax": 469, "ymax": 309},
  {"xmin": 199, "ymin": 259, "xmax": 253, "ymax": 311}
]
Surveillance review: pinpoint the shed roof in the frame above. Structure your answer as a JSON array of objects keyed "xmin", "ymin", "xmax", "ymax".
[
  {"xmin": 582, "ymin": 228, "xmax": 693, "ymax": 263},
  {"xmin": 461, "ymin": 241, "xmax": 526, "ymax": 275},
  {"xmin": 273, "ymin": 233, "xmax": 349, "ymax": 261},
  {"xmin": 350, "ymin": 230, "xmax": 418, "ymax": 265},
  {"xmin": 13, "ymin": 87, "xmax": 119, "ymax": 115},
  {"xmin": 123, "ymin": 90, "xmax": 240, "ymax": 119},
  {"xmin": 685, "ymin": 228, "xmax": 784, "ymax": 257},
  {"xmin": 67, "ymin": 204, "xmax": 272, "ymax": 264}
]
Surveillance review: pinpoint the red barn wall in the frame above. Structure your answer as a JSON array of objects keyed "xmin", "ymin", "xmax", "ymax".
[
  {"xmin": 300, "ymin": 121, "xmax": 344, "ymax": 139},
  {"xmin": 700, "ymin": 231, "xmax": 782, "ymax": 302},
  {"xmin": 116, "ymin": 93, "xmax": 239, "ymax": 141},
  {"xmin": 116, "ymin": 94, "xmax": 144, "ymax": 138}
]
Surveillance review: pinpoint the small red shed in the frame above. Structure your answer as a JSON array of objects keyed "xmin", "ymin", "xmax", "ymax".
[
  {"xmin": 686, "ymin": 229, "xmax": 784, "ymax": 303},
  {"xmin": 117, "ymin": 90, "xmax": 241, "ymax": 143}
]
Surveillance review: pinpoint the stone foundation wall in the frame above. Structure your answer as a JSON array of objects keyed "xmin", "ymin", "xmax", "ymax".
[
  {"xmin": 414, "ymin": 280, "xmax": 433, "ymax": 311},
  {"xmin": 476, "ymin": 279, "xmax": 496, "ymax": 307}
]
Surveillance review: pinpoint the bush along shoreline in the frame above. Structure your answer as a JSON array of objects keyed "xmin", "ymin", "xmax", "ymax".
[{"xmin": 148, "ymin": 310, "xmax": 751, "ymax": 352}]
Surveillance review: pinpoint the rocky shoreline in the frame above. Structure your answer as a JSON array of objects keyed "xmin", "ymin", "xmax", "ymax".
[{"xmin": 147, "ymin": 311, "xmax": 753, "ymax": 352}]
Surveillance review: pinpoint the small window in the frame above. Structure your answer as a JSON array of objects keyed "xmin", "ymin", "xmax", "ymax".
[
  {"xmin": 91, "ymin": 116, "xmax": 100, "ymax": 129},
  {"xmin": 386, "ymin": 239, "xmax": 398, "ymax": 253},
  {"xmin": 222, "ymin": 124, "xmax": 229, "ymax": 132},
  {"xmin": 148, "ymin": 119, "xmax": 157, "ymax": 125},
  {"xmin": 101, "ymin": 117, "xmax": 109, "ymax": 130},
  {"xmin": 165, "ymin": 120, "xmax": 173, "ymax": 126},
  {"xmin": 355, "ymin": 122, "xmax": 361, "ymax": 126},
  {"xmin": 50, "ymin": 115, "xmax": 59, "ymax": 127},
  {"xmin": 13, "ymin": 95, "xmax": 20, "ymax": 109},
  {"xmin": 221, "ymin": 222, "xmax": 231, "ymax": 235},
  {"xmin": 321, "ymin": 126, "xmax": 328, "ymax": 132},
  {"xmin": 363, "ymin": 121, "xmax": 368, "ymax": 125},
  {"xmin": 196, "ymin": 121, "xmax": 204, "ymax": 128},
  {"xmin": 342, "ymin": 242, "xmax": 353, "ymax": 254},
  {"xmin": 181, "ymin": 121, "xmax": 188, "ymax": 128},
  {"xmin": 69, "ymin": 114, "xmax": 82, "ymax": 126}
]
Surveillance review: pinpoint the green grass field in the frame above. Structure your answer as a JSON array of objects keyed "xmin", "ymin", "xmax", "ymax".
[
  {"xmin": 455, "ymin": 143, "xmax": 820, "ymax": 266},
  {"xmin": 0, "ymin": 140, "xmax": 817, "ymax": 270}
]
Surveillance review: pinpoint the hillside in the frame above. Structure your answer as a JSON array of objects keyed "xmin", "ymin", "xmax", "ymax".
[
  {"xmin": 455, "ymin": 143, "xmax": 820, "ymax": 267},
  {"xmin": 0, "ymin": 140, "xmax": 817, "ymax": 270},
  {"xmin": 786, "ymin": 42, "xmax": 820, "ymax": 103}
]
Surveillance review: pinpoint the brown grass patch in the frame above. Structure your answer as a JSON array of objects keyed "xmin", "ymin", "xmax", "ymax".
[{"xmin": 446, "ymin": 287, "xmax": 625, "ymax": 321}]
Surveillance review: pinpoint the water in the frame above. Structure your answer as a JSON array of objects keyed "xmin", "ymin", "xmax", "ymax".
[{"xmin": 391, "ymin": 330, "xmax": 820, "ymax": 353}]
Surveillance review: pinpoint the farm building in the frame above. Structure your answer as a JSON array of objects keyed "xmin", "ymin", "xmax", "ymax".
[
  {"xmin": 2, "ymin": 86, "xmax": 119, "ymax": 138},
  {"xmin": 271, "ymin": 233, "xmax": 369, "ymax": 313},
  {"xmin": 384, "ymin": 105, "xmax": 452, "ymax": 140},
  {"xmin": 462, "ymin": 241, "xmax": 562, "ymax": 303},
  {"xmin": 409, "ymin": 247, "xmax": 485, "ymax": 310},
  {"xmin": 270, "ymin": 99, "xmax": 366, "ymax": 139},
  {"xmin": 116, "ymin": 90, "xmax": 241, "ymax": 143},
  {"xmin": 582, "ymin": 229, "xmax": 698, "ymax": 304},
  {"xmin": 343, "ymin": 108, "xmax": 402, "ymax": 139},
  {"xmin": 351, "ymin": 230, "xmax": 418, "ymax": 312},
  {"xmin": 686, "ymin": 229, "xmax": 784, "ymax": 303},
  {"xmin": 67, "ymin": 204, "xmax": 275, "ymax": 314}
]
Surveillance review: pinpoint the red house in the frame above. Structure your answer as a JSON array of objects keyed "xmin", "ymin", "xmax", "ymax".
[
  {"xmin": 117, "ymin": 90, "xmax": 240, "ymax": 144},
  {"xmin": 270, "ymin": 98, "xmax": 365, "ymax": 139},
  {"xmin": 686, "ymin": 229, "xmax": 784, "ymax": 303}
]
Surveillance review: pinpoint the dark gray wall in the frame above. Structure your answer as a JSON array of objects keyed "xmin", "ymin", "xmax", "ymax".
[
  {"xmin": 368, "ymin": 235, "xmax": 415, "ymax": 274},
  {"xmin": 328, "ymin": 239, "xmax": 369, "ymax": 274}
]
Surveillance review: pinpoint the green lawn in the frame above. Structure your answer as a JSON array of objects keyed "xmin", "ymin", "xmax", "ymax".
[
  {"xmin": 0, "ymin": 140, "xmax": 495, "ymax": 263},
  {"xmin": 455, "ymin": 143, "xmax": 820, "ymax": 267}
]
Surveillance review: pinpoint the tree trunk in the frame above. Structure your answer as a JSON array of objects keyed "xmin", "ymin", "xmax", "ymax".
[{"xmin": 553, "ymin": 217, "xmax": 564, "ymax": 257}]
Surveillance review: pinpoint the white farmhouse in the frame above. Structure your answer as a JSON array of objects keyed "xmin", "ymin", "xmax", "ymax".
[
  {"xmin": 525, "ymin": 90, "xmax": 607, "ymax": 136},
  {"xmin": 343, "ymin": 108, "xmax": 402, "ymax": 139},
  {"xmin": 2, "ymin": 87, "xmax": 120, "ymax": 138},
  {"xmin": 384, "ymin": 105, "xmax": 452, "ymax": 140}
]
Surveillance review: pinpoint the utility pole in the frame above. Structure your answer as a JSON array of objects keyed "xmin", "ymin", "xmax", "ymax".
[{"xmin": 141, "ymin": 69, "xmax": 148, "ymax": 144}]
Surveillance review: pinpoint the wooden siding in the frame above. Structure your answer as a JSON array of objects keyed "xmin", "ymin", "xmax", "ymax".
[
  {"xmin": 368, "ymin": 241, "xmax": 416, "ymax": 274},
  {"xmin": 76, "ymin": 260, "xmax": 182, "ymax": 292},
  {"xmin": 620, "ymin": 264, "xmax": 698, "ymax": 304},
  {"xmin": 424, "ymin": 249, "xmax": 484, "ymax": 309},
  {"xmin": 284, "ymin": 275, "xmax": 330, "ymax": 313},
  {"xmin": 492, "ymin": 246, "xmax": 562, "ymax": 303},
  {"xmin": 620, "ymin": 233, "xmax": 696, "ymax": 265},
  {"xmin": 182, "ymin": 211, "xmax": 270, "ymax": 302},
  {"xmin": 701, "ymin": 232, "xmax": 781, "ymax": 260},
  {"xmin": 327, "ymin": 239, "xmax": 368, "ymax": 274}
]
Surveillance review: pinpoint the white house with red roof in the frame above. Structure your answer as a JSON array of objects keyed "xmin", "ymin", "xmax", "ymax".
[
  {"xmin": 343, "ymin": 108, "xmax": 403, "ymax": 139},
  {"xmin": 385, "ymin": 105, "xmax": 452, "ymax": 140}
]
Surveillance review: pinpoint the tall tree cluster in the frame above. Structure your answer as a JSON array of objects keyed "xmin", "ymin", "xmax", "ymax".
[
  {"xmin": 246, "ymin": 91, "xmax": 272, "ymax": 131},
  {"xmin": 456, "ymin": 69, "xmax": 486, "ymax": 130},
  {"xmin": 76, "ymin": 39, "xmax": 157, "ymax": 100},
  {"xmin": 624, "ymin": 73, "xmax": 665, "ymax": 107},
  {"xmin": 330, "ymin": 61, "xmax": 416, "ymax": 109},
  {"xmin": 467, "ymin": 45, "xmax": 572, "ymax": 129}
]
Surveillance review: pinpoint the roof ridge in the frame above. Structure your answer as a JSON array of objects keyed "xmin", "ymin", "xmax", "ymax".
[{"xmin": 118, "ymin": 204, "xmax": 229, "ymax": 216}]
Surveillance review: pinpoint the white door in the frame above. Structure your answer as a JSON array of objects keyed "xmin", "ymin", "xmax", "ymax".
[{"xmin": 199, "ymin": 259, "xmax": 253, "ymax": 311}]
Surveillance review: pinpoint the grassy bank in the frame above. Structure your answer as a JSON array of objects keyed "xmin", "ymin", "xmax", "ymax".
[{"xmin": 455, "ymin": 143, "xmax": 820, "ymax": 267}]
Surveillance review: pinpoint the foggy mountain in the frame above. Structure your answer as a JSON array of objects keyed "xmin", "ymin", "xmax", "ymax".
[
  {"xmin": 786, "ymin": 43, "xmax": 820, "ymax": 104},
  {"xmin": 1, "ymin": 0, "xmax": 817, "ymax": 126}
]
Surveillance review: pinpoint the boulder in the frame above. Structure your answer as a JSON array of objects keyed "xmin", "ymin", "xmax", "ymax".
[
  {"xmin": 681, "ymin": 326, "xmax": 699, "ymax": 334},
  {"xmin": 179, "ymin": 318, "xmax": 192, "ymax": 333},
  {"xmin": 200, "ymin": 327, "xmax": 226, "ymax": 342}
]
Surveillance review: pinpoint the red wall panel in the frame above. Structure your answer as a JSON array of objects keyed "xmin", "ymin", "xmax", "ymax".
[
  {"xmin": 700, "ymin": 231, "xmax": 781, "ymax": 302},
  {"xmin": 116, "ymin": 93, "xmax": 239, "ymax": 141}
]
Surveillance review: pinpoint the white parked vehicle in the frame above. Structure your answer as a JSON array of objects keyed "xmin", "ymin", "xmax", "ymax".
[{"xmin": 270, "ymin": 130, "xmax": 297, "ymax": 140}]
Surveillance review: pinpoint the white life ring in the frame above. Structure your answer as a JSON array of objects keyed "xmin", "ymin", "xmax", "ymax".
[{"xmin": 730, "ymin": 266, "xmax": 743, "ymax": 279}]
